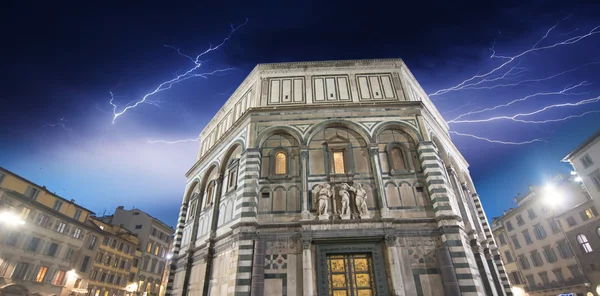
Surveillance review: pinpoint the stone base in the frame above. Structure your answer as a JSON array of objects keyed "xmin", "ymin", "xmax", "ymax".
[
  {"xmin": 359, "ymin": 213, "xmax": 371, "ymax": 219},
  {"xmin": 380, "ymin": 207, "xmax": 390, "ymax": 219},
  {"xmin": 318, "ymin": 214, "xmax": 330, "ymax": 221},
  {"xmin": 301, "ymin": 210, "xmax": 313, "ymax": 221},
  {"xmin": 340, "ymin": 214, "xmax": 351, "ymax": 220}
]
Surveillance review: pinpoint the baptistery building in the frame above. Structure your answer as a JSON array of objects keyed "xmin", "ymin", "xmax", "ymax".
[{"xmin": 166, "ymin": 59, "xmax": 511, "ymax": 296}]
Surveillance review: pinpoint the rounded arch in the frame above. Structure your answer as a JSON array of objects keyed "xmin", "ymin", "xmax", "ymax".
[
  {"xmin": 372, "ymin": 121, "xmax": 422, "ymax": 142},
  {"xmin": 304, "ymin": 120, "xmax": 373, "ymax": 145},
  {"xmin": 383, "ymin": 181, "xmax": 397, "ymax": 187},
  {"xmin": 430, "ymin": 134, "xmax": 450, "ymax": 165},
  {"xmin": 1, "ymin": 284, "xmax": 29, "ymax": 295},
  {"xmin": 183, "ymin": 179, "xmax": 201, "ymax": 205},
  {"xmin": 199, "ymin": 162, "xmax": 220, "ymax": 192},
  {"xmin": 220, "ymin": 140, "xmax": 246, "ymax": 175},
  {"xmin": 255, "ymin": 126, "xmax": 303, "ymax": 149}
]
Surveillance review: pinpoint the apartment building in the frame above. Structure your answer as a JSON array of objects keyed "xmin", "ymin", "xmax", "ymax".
[
  {"xmin": 492, "ymin": 173, "xmax": 594, "ymax": 296},
  {"xmin": 85, "ymin": 218, "xmax": 142, "ymax": 296},
  {"xmin": 101, "ymin": 207, "xmax": 174, "ymax": 295},
  {"xmin": 0, "ymin": 167, "xmax": 96, "ymax": 296},
  {"xmin": 563, "ymin": 129, "xmax": 600, "ymax": 296}
]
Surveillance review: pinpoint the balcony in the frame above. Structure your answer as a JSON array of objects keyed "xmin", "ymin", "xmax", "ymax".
[{"xmin": 524, "ymin": 276, "xmax": 589, "ymax": 293}]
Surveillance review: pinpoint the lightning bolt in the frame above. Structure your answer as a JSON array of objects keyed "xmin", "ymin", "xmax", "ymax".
[
  {"xmin": 449, "ymin": 81, "xmax": 590, "ymax": 123},
  {"xmin": 450, "ymin": 95, "xmax": 600, "ymax": 124},
  {"xmin": 109, "ymin": 18, "xmax": 248, "ymax": 123},
  {"xmin": 449, "ymin": 131, "xmax": 546, "ymax": 145},
  {"xmin": 147, "ymin": 138, "xmax": 200, "ymax": 144},
  {"xmin": 430, "ymin": 22, "xmax": 600, "ymax": 96}
]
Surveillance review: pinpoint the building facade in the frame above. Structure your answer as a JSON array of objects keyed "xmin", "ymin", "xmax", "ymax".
[
  {"xmin": 491, "ymin": 174, "xmax": 595, "ymax": 296},
  {"xmin": 102, "ymin": 207, "xmax": 174, "ymax": 295},
  {"xmin": 0, "ymin": 167, "xmax": 95, "ymax": 296},
  {"xmin": 167, "ymin": 59, "xmax": 510, "ymax": 296},
  {"xmin": 563, "ymin": 129, "xmax": 600, "ymax": 296},
  {"xmin": 85, "ymin": 218, "xmax": 141, "ymax": 296}
]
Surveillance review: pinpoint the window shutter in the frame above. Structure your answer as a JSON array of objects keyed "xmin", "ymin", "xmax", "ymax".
[
  {"xmin": 592, "ymin": 207, "xmax": 599, "ymax": 216},
  {"xmin": 580, "ymin": 211, "xmax": 588, "ymax": 221}
]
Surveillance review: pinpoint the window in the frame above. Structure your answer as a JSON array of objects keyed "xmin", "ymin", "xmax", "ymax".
[
  {"xmin": 125, "ymin": 244, "xmax": 131, "ymax": 254},
  {"xmin": 12, "ymin": 262, "xmax": 30, "ymax": 280},
  {"xmin": 539, "ymin": 272, "xmax": 550, "ymax": 285},
  {"xmin": 566, "ymin": 216, "xmax": 577, "ymax": 227},
  {"xmin": 498, "ymin": 233, "xmax": 507, "ymax": 245},
  {"xmin": 389, "ymin": 146, "xmax": 407, "ymax": 171},
  {"xmin": 228, "ymin": 168, "xmax": 237, "ymax": 188},
  {"xmin": 581, "ymin": 153, "xmax": 594, "ymax": 169},
  {"xmin": 147, "ymin": 242, "xmax": 153, "ymax": 252},
  {"xmin": 0, "ymin": 259, "xmax": 10, "ymax": 277},
  {"xmin": 129, "ymin": 272, "xmax": 135, "ymax": 282},
  {"xmin": 89, "ymin": 236, "xmax": 97, "ymax": 250},
  {"xmin": 113, "ymin": 258, "xmax": 119, "ymax": 268},
  {"xmin": 504, "ymin": 250, "xmax": 514, "ymax": 263},
  {"xmin": 55, "ymin": 221, "xmax": 67, "ymax": 233},
  {"xmin": 53, "ymin": 200, "xmax": 63, "ymax": 211},
  {"xmin": 568, "ymin": 265, "xmax": 581, "ymax": 277},
  {"xmin": 102, "ymin": 237, "xmax": 110, "ymax": 245},
  {"xmin": 5, "ymin": 232, "xmax": 20, "ymax": 246},
  {"xmin": 577, "ymin": 234, "xmax": 593, "ymax": 253},
  {"xmin": 553, "ymin": 268, "xmax": 565, "ymax": 282},
  {"xmin": 533, "ymin": 224, "xmax": 547, "ymax": 240},
  {"xmin": 261, "ymin": 192, "xmax": 270, "ymax": 199},
  {"xmin": 96, "ymin": 253, "xmax": 103, "ymax": 262},
  {"xmin": 597, "ymin": 227, "xmax": 600, "ymax": 238},
  {"xmin": 522, "ymin": 230, "xmax": 533, "ymax": 245},
  {"xmin": 119, "ymin": 260, "xmax": 125, "ymax": 269},
  {"xmin": 531, "ymin": 251, "xmax": 543, "ymax": 267},
  {"xmin": 37, "ymin": 214, "xmax": 52, "ymax": 227},
  {"xmin": 527, "ymin": 208, "xmax": 537, "ymax": 220},
  {"xmin": 119, "ymin": 241, "xmax": 124, "ymax": 251},
  {"xmin": 73, "ymin": 209, "xmax": 82, "ymax": 220},
  {"xmin": 24, "ymin": 186, "xmax": 40, "ymax": 199},
  {"xmin": 518, "ymin": 255, "xmax": 530, "ymax": 269},
  {"xmin": 20, "ymin": 207, "xmax": 31, "ymax": 219},
  {"xmin": 590, "ymin": 169, "xmax": 600, "ymax": 191},
  {"xmin": 274, "ymin": 151, "xmax": 287, "ymax": 175},
  {"xmin": 525, "ymin": 275, "xmax": 535, "ymax": 287},
  {"xmin": 205, "ymin": 183, "xmax": 214, "ymax": 206},
  {"xmin": 511, "ymin": 235, "xmax": 521, "ymax": 249},
  {"xmin": 48, "ymin": 242, "xmax": 59, "ymax": 257},
  {"xmin": 557, "ymin": 240, "xmax": 574, "ymax": 258},
  {"xmin": 581, "ymin": 207, "xmax": 598, "ymax": 221},
  {"xmin": 543, "ymin": 246, "xmax": 558, "ymax": 263},
  {"xmin": 516, "ymin": 215, "xmax": 525, "ymax": 226},
  {"xmin": 416, "ymin": 187, "xmax": 424, "ymax": 193},
  {"xmin": 35, "ymin": 266, "xmax": 48, "ymax": 282},
  {"xmin": 100, "ymin": 272, "xmax": 107, "ymax": 282},
  {"xmin": 133, "ymin": 258, "xmax": 139, "ymax": 268},
  {"xmin": 548, "ymin": 218, "xmax": 561, "ymax": 233},
  {"xmin": 151, "ymin": 227, "xmax": 157, "ymax": 236},
  {"xmin": 80, "ymin": 256, "xmax": 90, "ymax": 272},
  {"xmin": 111, "ymin": 239, "xmax": 117, "ymax": 248},
  {"xmin": 104, "ymin": 255, "xmax": 111, "ymax": 265},
  {"xmin": 133, "ymin": 211, "xmax": 140, "ymax": 215},
  {"xmin": 135, "ymin": 225, "xmax": 142, "ymax": 229},
  {"xmin": 64, "ymin": 248, "xmax": 75, "ymax": 260},
  {"xmin": 506, "ymin": 221, "xmax": 514, "ymax": 231},
  {"xmin": 72, "ymin": 228, "xmax": 82, "ymax": 239},
  {"xmin": 53, "ymin": 270, "xmax": 66, "ymax": 285},
  {"xmin": 0, "ymin": 172, "xmax": 5, "ymax": 185},
  {"xmin": 333, "ymin": 151, "xmax": 345, "ymax": 174},
  {"xmin": 154, "ymin": 245, "xmax": 160, "ymax": 256},
  {"xmin": 509, "ymin": 271, "xmax": 523, "ymax": 285},
  {"xmin": 27, "ymin": 237, "xmax": 41, "ymax": 252}
]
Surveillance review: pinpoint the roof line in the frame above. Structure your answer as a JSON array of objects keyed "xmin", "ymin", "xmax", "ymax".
[{"xmin": 562, "ymin": 129, "xmax": 600, "ymax": 162}]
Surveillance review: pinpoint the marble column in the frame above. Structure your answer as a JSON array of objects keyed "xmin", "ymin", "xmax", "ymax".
[
  {"xmin": 368, "ymin": 145, "xmax": 390, "ymax": 218},
  {"xmin": 300, "ymin": 148, "xmax": 312, "ymax": 220},
  {"xmin": 302, "ymin": 238, "xmax": 315, "ymax": 296},
  {"xmin": 385, "ymin": 235, "xmax": 405, "ymax": 296}
]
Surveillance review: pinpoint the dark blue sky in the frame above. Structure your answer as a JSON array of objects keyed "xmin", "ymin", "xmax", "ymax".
[{"xmin": 1, "ymin": 0, "xmax": 599, "ymax": 226}]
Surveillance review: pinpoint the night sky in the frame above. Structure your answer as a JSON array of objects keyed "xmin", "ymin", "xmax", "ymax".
[{"xmin": 1, "ymin": 0, "xmax": 599, "ymax": 226}]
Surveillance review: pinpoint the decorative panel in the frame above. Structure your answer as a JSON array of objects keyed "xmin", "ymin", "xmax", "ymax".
[
  {"xmin": 312, "ymin": 75, "xmax": 351, "ymax": 103},
  {"xmin": 267, "ymin": 77, "xmax": 306, "ymax": 105},
  {"xmin": 356, "ymin": 74, "xmax": 397, "ymax": 101}
]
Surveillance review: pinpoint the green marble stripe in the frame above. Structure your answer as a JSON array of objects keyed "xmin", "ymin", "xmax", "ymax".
[
  {"xmin": 237, "ymin": 266, "xmax": 252, "ymax": 273},
  {"xmin": 429, "ymin": 188, "xmax": 447, "ymax": 194},
  {"xmin": 432, "ymin": 206, "xmax": 452, "ymax": 212},
  {"xmin": 450, "ymin": 251, "xmax": 466, "ymax": 258},
  {"xmin": 431, "ymin": 197, "xmax": 450, "ymax": 203},
  {"xmin": 460, "ymin": 286, "xmax": 478, "ymax": 292},
  {"xmin": 235, "ymin": 279, "xmax": 251, "ymax": 286},
  {"xmin": 241, "ymin": 212, "xmax": 257, "ymax": 218},
  {"xmin": 456, "ymin": 273, "xmax": 474, "ymax": 280},
  {"xmin": 412, "ymin": 268, "xmax": 439, "ymax": 296},
  {"xmin": 239, "ymin": 244, "xmax": 254, "ymax": 249}
]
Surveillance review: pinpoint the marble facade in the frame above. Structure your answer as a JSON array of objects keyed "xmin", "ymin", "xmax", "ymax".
[{"xmin": 166, "ymin": 59, "xmax": 510, "ymax": 296}]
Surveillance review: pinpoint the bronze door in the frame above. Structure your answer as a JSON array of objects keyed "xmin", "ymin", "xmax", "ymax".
[{"xmin": 327, "ymin": 253, "xmax": 376, "ymax": 296}]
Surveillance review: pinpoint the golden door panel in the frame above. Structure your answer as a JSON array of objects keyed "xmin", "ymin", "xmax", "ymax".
[{"xmin": 327, "ymin": 253, "xmax": 376, "ymax": 296}]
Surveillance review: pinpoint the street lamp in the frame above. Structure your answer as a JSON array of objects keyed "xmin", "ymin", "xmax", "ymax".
[{"xmin": 0, "ymin": 211, "xmax": 25, "ymax": 226}]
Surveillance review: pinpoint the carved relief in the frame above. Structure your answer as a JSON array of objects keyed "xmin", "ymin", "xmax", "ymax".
[
  {"xmin": 301, "ymin": 238, "xmax": 312, "ymax": 250},
  {"xmin": 404, "ymin": 237, "xmax": 440, "ymax": 267}
]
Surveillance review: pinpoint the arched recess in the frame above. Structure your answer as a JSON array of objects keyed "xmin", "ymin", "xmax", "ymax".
[
  {"xmin": 384, "ymin": 181, "xmax": 401, "ymax": 208},
  {"xmin": 304, "ymin": 120, "xmax": 373, "ymax": 145},
  {"xmin": 287, "ymin": 185, "xmax": 301, "ymax": 213},
  {"xmin": 259, "ymin": 131, "xmax": 300, "ymax": 179},
  {"xmin": 258, "ymin": 187, "xmax": 273, "ymax": 214},
  {"xmin": 220, "ymin": 142, "xmax": 244, "ymax": 197},
  {"xmin": 306, "ymin": 122, "xmax": 371, "ymax": 176},
  {"xmin": 199, "ymin": 162, "xmax": 220, "ymax": 209},
  {"xmin": 375, "ymin": 126, "xmax": 421, "ymax": 174},
  {"xmin": 412, "ymin": 181, "xmax": 430, "ymax": 207},
  {"xmin": 372, "ymin": 121, "xmax": 422, "ymax": 142},
  {"xmin": 255, "ymin": 126, "xmax": 303, "ymax": 149},
  {"xmin": 0, "ymin": 284, "xmax": 29, "ymax": 296}
]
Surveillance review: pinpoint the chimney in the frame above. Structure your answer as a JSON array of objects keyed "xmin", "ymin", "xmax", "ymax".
[{"xmin": 70, "ymin": 199, "xmax": 75, "ymax": 203}]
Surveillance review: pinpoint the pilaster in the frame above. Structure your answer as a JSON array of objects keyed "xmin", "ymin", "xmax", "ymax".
[
  {"xmin": 300, "ymin": 148, "xmax": 312, "ymax": 220},
  {"xmin": 302, "ymin": 238, "xmax": 315, "ymax": 296},
  {"xmin": 368, "ymin": 145, "xmax": 390, "ymax": 218},
  {"xmin": 385, "ymin": 235, "xmax": 406, "ymax": 296}
]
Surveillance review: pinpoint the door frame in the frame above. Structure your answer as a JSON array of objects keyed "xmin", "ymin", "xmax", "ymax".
[{"xmin": 316, "ymin": 242, "xmax": 389, "ymax": 296}]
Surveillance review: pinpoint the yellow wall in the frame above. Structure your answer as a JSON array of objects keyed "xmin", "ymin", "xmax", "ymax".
[{"xmin": 0, "ymin": 169, "xmax": 91, "ymax": 223}]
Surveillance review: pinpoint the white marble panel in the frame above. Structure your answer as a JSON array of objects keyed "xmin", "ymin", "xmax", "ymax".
[
  {"xmin": 358, "ymin": 76, "xmax": 370, "ymax": 99},
  {"xmin": 270, "ymin": 80, "xmax": 280, "ymax": 103},
  {"xmin": 370, "ymin": 76, "xmax": 383, "ymax": 99}
]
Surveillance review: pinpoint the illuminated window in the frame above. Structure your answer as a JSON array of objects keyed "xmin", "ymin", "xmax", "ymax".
[
  {"xmin": 333, "ymin": 151, "xmax": 345, "ymax": 174},
  {"xmin": 275, "ymin": 152, "xmax": 287, "ymax": 175},
  {"xmin": 390, "ymin": 147, "xmax": 406, "ymax": 170},
  {"xmin": 20, "ymin": 208, "xmax": 31, "ymax": 219},
  {"xmin": 147, "ymin": 242, "xmax": 152, "ymax": 253},
  {"xmin": 35, "ymin": 266, "xmax": 48, "ymax": 282},
  {"xmin": 581, "ymin": 207, "xmax": 598, "ymax": 221},
  {"xmin": 577, "ymin": 234, "xmax": 593, "ymax": 253},
  {"xmin": 53, "ymin": 270, "xmax": 65, "ymax": 285}
]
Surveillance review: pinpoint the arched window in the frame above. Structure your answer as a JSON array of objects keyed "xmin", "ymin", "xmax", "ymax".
[
  {"xmin": 577, "ymin": 234, "xmax": 592, "ymax": 253},
  {"xmin": 187, "ymin": 198, "xmax": 197, "ymax": 222},
  {"xmin": 205, "ymin": 183, "xmax": 214, "ymax": 207},
  {"xmin": 390, "ymin": 147, "xmax": 406, "ymax": 171},
  {"xmin": 597, "ymin": 227, "xmax": 600, "ymax": 238},
  {"xmin": 275, "ymin": 152, "xmax": 287, "ymax": 175}
]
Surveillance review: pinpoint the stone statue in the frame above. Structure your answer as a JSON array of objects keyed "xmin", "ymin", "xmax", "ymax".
[
  {"xmin": 351, "ymin": 183, "xmax": 370, "ymax": 218},
  {"xmin": 338, "ymin": 183, "xmax": 352, "ymax": 219},
  {"xmin": 312, "ymin": 183, "xmax": 332, "ymax": 220}
]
